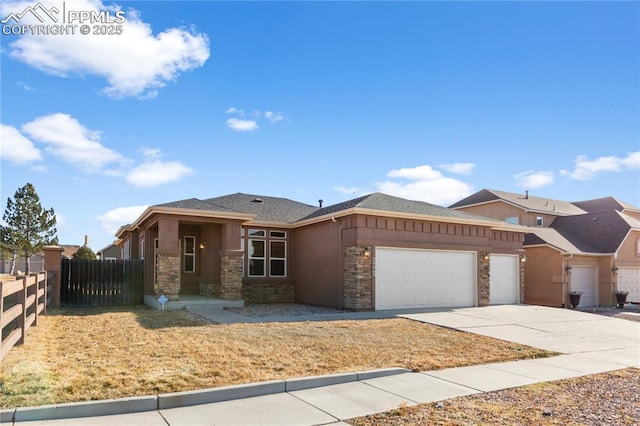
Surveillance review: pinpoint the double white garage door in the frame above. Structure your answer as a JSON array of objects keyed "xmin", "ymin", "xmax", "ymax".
[
  {"xmin": 618, "ymin": 268, "xmax": 640, "ymax": 303},
  {"xmin": 375, "ymin": 248, "xmax": 519, "ymax": 310}
]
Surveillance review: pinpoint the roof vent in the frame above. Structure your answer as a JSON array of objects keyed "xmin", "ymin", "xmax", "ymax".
[
  {"xmin": 319, "ymin": 199, "xmax": 323, "ymax": 208},
  {"xmin": 251, "ymin": 198, "xmax": 263, "ymax": 203},
  {"xmin": 525, "ymin": 190, "xmax": 529, "ymax": 199}
]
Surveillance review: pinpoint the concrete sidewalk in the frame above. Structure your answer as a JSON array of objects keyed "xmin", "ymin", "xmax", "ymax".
[{"xmin": 2, "ymin": 305, "xmax": 639, "ymax": 425}]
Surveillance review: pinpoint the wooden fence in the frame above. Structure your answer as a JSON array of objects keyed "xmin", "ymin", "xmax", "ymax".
[
  {"xmin": 60, "ymin": 259, "xmax": 144, "ymax": 307},
  {"xmin": 0, "ymin": 272, "xmax": 52, "ymax": 361}
]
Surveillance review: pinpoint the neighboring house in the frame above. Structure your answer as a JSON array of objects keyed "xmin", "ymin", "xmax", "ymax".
[
  {"xmin": 96, "ymin": 242, "xmax": 122, "ymax": 261},
  {"xmin": 115, "ymin": 192, "xmax": 527, "ymax": 311},
  {"xmin": 0, "ymin": 244, "xmax": 80, "ymax": 274},
  {"xmin": 450, "ymin": 189, "xmax": 640, "ymax": 308}
]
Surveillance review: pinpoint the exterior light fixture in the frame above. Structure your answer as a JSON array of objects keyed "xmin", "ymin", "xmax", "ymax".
[
  {"xmin": 199, "ymin": 241, "xmax": 206, "ymax": 249},
  {"xmin": 520, "ymin": 254, "xmax": 526, "ymax": 263},
  {"xmin": 363, "ymin": 247, "xmax": 370, "ymax": 257},
  {"xmin": 612, "ymin": 265, "xmax": 619, "ymax": 274},
  {"xmin": 565, "ymin": 265, "xmax": 572, "ymax": 273},
  {"xmin": 482, "ymin": 252, "xmax": 489, "ymax": 261}
]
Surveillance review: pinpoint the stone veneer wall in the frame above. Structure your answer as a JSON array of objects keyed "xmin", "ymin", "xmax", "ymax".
[
  {"xmin": 478, "ymin": 254, "xmax": 490, "ymax": 306},
  {"xmin": 199, "ymin": 280, "xmax": 221, "ymax": 298},
  {"xmin": 243, "ymin": 282, "xmax": 295, "ymax": 304},
  {"xmin": 156, "ymin": 253, "xmax": 180, "ymax": 300},
  {"xmin": 343, "ymin": 246, "xmax": 373, "ymax": 310},
  {"xmin": 220, "ymin": 253, "xmax": 243, "ymax": 300}
]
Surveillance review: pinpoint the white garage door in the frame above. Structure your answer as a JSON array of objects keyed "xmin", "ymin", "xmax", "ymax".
[
  {"xmin": 489, "ymin": 255, "xmax": 519, "ymax": 305},
  {"xmin": 375, "ymin": 248, "xmax": 476, "ymax": 310},
  {"xmin": 618, "ymin": 268, "xmax": 640, "ymax": 303},
  {"xmin": 571, "ymin": 266, "xmax": 597, "ymax": 307}
]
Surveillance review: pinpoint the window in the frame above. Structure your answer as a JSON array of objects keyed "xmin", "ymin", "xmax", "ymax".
[
  {"xmin": 122, "ymin": 239, "xmax": 130, "ymax": 260},
  {"xmin": 536, "ymin": 216, "xmax": 544, "ymax": 227},
  {"xmin": 244, "ymin": 228, "xmax": 288, "ymax": 277},
  {"xmin": 139, "ymin": 237, "xmax": 145, "ymax": 260},
  {"xmin": 248, "ymin": 239, "xmax": 265, "ymax": 276},
  {"xmin": 505, "ymin": 216, "xmax": 519, "ymax": 225},
  {"xmin": 270, "ymin": 241, "xmax": 286, "ymax": 276},
  {"xmin": 154, "ymin": 238, "xmax": 159, "ymax": 285},
  {"xmin": 248, "ymin": 229, "xmax": 265, "ymax": 237},
  {"xmin": 184, "ymin": 236, "xmax": 195, "ymax": 273}
]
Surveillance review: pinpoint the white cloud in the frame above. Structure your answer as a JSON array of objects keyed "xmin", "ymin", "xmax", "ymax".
[
  {"xmin": 560, "ymin": 151, "xmax": 640, "ymax": 180},
  {"xmin": 438, "ymin": 162, "xmax": 475, "ymax": 175},
  {"xmin": 0, "ymin": 124, "xmax": 43, "ymax": 164},
  {"xmin": 126, "ymin": 149, "xmax": 193, "ymax": 187},
  {"xmin": 21, "ymin": 113, "xmax": 128, "ymax": 172},
  {"xmin": 226, "ymin": 118, "xmax": 258, "ymax": 132},
  {"xmin": 376, "ymin": 164, "xmax": 474, "ymax": 206},
  {"xmin": 264, "ymin": 111, "xmax": 284, "ymax": 123},
  {"xmin": 225, "ymin": 107, "xmax": 244, "ymax": 115},
  {"xmin": 514, "ymin": 170, "xmax": 554, "ymax": 189},
  {"xmin": 97, "ymin": 205, "xmax": 148, "ymax": 236},
  {"xmin": 1, "ymin": 0, "xmax": 209, "ymax": 99}
]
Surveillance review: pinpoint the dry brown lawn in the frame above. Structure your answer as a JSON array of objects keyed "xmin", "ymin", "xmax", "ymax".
[{"xmin": 0, "ymin": 306, "xmax": 553, "ymax": 409}]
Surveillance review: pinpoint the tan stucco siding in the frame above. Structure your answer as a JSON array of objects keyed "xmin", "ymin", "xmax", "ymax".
[
  {"xmin": 523, "ymin": 246, "xmax": 564, "ymax": 307},
  {"xmin": 617, "ymin": 230, "xmax": 640, "ymax": 265},
  {"xmin": 455, "ymin": 201, "xmax": 557, "ymax": 227},
  {"xmin": 292, "ymin": 220, "xmax": 342, "ymax": 308}
]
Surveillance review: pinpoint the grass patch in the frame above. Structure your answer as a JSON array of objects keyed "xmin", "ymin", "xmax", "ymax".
[{"xmin": 0, "ymin": 306, "xmax": 554, "ymax": 408}]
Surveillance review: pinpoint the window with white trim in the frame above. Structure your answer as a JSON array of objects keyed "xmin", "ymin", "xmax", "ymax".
[
  {"xmin": 139, "ymin": 237, "xmax": 145, "ymax": 260},
  {"xmin": 270, "ymin": 240, "xmax": 286, "ymax": 276},
  {"xmin": 245, "ymin": 229, "xmax": 287, "ymax": 277},
  {"xmin": 122, "ymin": 238, "xmax": 130, "ymax": 260},
  {"xmin": 505, "ymin": 216, "xmax": 519, "ymax": 225},
  {"xmin": 184, "ymin": 236, "xmax": 195, "ymax": 273},
  {"xmin": 536, "ymin": 216, "xmax": 544, "ymax": 226},
  {"xmin": 248, "ymin": 239, "xmax": 265, "ymax": 276}
]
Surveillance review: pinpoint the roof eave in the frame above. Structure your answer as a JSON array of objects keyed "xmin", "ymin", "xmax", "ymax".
[
  {"xmin": 293, "ymin": 207, "xmax": 528, "ymax": 232},
  {"xmin": 115, "ymin": 206, "xmax": 256, "ymax": 237}
]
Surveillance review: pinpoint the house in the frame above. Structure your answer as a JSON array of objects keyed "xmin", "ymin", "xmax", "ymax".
[
  {"xmin": 96, "ymin": 242, "xmax": 122, "ymax": 261},
  {"xmin": 114, "ymin": 192, "xmax": 528, "ymax": 311},
  {"xmin": 449, "ymin": 189, "xmax": 640, "ymax": 308},
  {"xmin": 0, "ymin": 244, "xmax": 80, "ymax": 274}
]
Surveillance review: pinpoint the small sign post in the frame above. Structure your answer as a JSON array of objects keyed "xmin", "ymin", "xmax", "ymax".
[{"xmin": 157, "ymin": 294, "xmax": 169, "ymax": 311}]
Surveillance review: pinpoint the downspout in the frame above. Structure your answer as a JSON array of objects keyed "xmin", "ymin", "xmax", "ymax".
[{"xmin": 335, "ymin": 216, "xmax": 344, "ymax": 310}]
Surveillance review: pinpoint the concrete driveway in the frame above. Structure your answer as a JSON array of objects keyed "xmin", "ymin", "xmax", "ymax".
[{"xmin": 400, "ymin": 304, "xmax": 640, "ymax": 354}]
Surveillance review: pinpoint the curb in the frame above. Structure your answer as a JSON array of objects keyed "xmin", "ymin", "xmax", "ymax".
[{"xmin": 3, "ymin": 367, "xmax": 410, "ymax": 423}]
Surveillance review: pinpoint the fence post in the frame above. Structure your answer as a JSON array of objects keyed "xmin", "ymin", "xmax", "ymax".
[
  {"xmin": 43, "ymin": 246, "xmax": 64, "ymax": 308},
  {"xmin": 16, "ymin": 276, "xmax": 27, "ymax": 346}
]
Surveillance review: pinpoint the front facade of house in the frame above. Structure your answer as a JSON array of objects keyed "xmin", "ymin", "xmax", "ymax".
[
  {"xmin": 450, "ymin": 189, "xmax": 640, "ymax": 308},
  {"xmin": 116, "ymin": 192, "xmax": 528, "ymax": 311}
]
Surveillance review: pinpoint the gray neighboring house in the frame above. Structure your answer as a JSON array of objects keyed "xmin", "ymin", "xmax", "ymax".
[{"xmin": 97, "ymin": 242, "xmax": 122, "ymax": 261}]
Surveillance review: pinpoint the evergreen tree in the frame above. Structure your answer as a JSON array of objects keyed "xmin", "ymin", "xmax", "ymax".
[
  {"xmin": 1, "ymin": 183, "xmax": 57, "ymax": 274},
  {"xmin": 73, "ymin": 245, "xmax": 96, "ymax": 260}
]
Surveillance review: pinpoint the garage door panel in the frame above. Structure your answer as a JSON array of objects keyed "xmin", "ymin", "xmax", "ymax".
[
  {"xmin": 489, "ymin": 255, "xmax": 519, "ymax": 305},
  {"xmin": 571, "ymin": 266, "xmax": 597, "ymax": 307},
  {"xmin": 618, "ymin": 268, "xmax": 640, "ymax": 303},
  {"xmin": 375, "ymin": 248, "xmax": 476, "ymax": 310}
]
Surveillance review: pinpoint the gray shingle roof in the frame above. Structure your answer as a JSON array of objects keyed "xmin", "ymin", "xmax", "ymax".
[
  {"xmin": 572, "ymin": 196, "xmax": 639, "ymax": 213},
  {"xmin": 154, "ymin": 198, "xmax": 240, "ymax": 214},
  {"xmin": 449, "ymin": 189, "xmax": 586, "ymax": 216},
  {"xmin": 300, "ymin": 192, "xmax": 503, "ymax": 223},
  {"xmin": 205, "ymin": 193, "xmax": 318, "ymax": 223},
  {"xmin": 527, "ymin": 210, "xmax": 634, "ymax": 254}
]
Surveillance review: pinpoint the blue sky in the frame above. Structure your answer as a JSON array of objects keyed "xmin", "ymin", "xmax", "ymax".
[{"xmin": 1, "ymin": 0, "xmax": 639, "ymax": 252}]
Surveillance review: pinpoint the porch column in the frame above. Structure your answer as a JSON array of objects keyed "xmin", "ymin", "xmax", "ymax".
[
  {"xmin": 343, "ymin": 245, "xmax": 374, "ymax": 310},
  {"xmin": 220, "ymin": 223, "xmax": 243, "ymax": 301},
  {"xmin": 43, "ymin": 245, "xmax": 64, "ymax": 308},
  {"xmin": 156, "ymin": 217, "xmax": 180, "ymax": 301}
]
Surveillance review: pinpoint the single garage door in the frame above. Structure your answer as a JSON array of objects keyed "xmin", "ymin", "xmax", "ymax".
[
  {"xmin": 489, "ymin": 254, "xmax": 519, "ymax": 305},
  {"xmin": 571, "ymin": 266, "xmax": 597, "ymax": 307},
  {"xmin": 375, "ymin": 247, "xmax": 476, "ymax": 310},
  {"xmin": 617, "ymin": 268, "xmax": 640, "ymax": 303}
]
